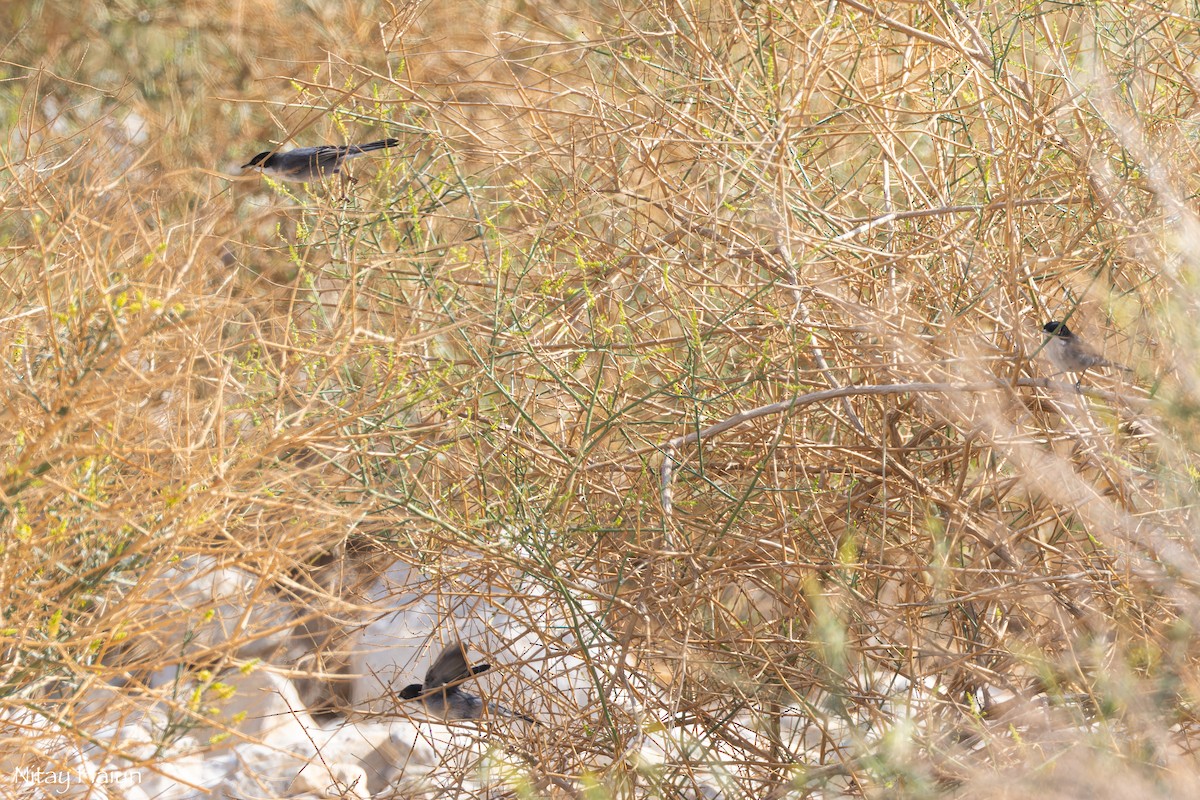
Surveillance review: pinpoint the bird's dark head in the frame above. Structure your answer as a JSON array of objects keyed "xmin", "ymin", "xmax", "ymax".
[
  {"xmin": 242, "ymin": 151, "xmax": 273, "ymax": 169},
  {"xmin": 1042, "ymin": 320, "xmax": 1073, "ymax": 338},
  {"xmin": 399, "ymin": 683, "xmax": 424, "ymax": 700}
]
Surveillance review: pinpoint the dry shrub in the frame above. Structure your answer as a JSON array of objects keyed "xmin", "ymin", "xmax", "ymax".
[{"xmin": 1, "ymin": 0, "xmax": 1200, "ymax": 796}]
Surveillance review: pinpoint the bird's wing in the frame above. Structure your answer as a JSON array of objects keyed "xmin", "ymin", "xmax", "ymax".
[
  {"xmin": 1076, "ymin": 340, "xmax": 1110, "ymax": 366},
  {"xmin": 423, "ymin": 641, "xmax": 477, "ymax": 690},
  {"xmin": 273, "ymin": 146, "xmax": 320, "ymax": 158},
  {"xmin": 278, "ymin": 145, "xmax": 348, "ymax": 165}
]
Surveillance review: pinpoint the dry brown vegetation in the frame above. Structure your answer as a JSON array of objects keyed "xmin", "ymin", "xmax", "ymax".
[{"xmin": 3, "ymin": 0, "xmax": 1200, "ymax": 796}]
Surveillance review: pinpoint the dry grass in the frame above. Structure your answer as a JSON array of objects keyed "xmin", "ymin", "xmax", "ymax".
[{"xmin": 3, "ymin": 0, "xmax": 1200, "ymax": 796}]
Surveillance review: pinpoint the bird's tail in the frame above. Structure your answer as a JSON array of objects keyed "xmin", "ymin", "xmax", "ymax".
[
  {"xmin": 346, "ymin": 138, "xmax": 400, "ymax": 155},
  {"xmin": 488, "ymin": 701, "xmax": 539, "ymax": 725},
  {"xmin": 1098, "ymin": 355, "xmax": 1133, "ymax": 372}
]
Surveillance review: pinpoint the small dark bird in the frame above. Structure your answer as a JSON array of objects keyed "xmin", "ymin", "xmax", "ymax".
[
  {"xmin": 398, "ymin": 641, "xmax": 535, "ymax": 723},
  {"xmin": 1041, "ymin": 320, "xmax": 1131, "ymax": 377},
  {"xmin": 241, "ymin": 138, "xmax": 399, "ymax": 183}
]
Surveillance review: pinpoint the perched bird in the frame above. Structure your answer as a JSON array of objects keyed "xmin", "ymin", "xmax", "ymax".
[
  {"xmin": 241, "ymin": 138, "xmax": 399, "ymax": 183},
  {"xmin": 1041, "ymin": 320, "xmax": 1131, "ymax": 378},
  {"xmin": 398, "ymin": 641, "xmax": 535, "ymax": 723}
]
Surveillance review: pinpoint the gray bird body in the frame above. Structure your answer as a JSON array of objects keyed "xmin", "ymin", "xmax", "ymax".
[
  {"xmin": 1041, "ymin": 320, "xmax": 1130, "ymax": 375},
  {"xmin": 399, "ymin": 641, "xmax": 534, "ymax": 723},
  {"xmin": 242, "ymin": 138, "xmax": 399, "ymax": 182}
]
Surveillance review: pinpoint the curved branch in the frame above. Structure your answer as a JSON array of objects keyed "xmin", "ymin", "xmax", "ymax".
[{"xmin": 658, "ymin": 377, "xmax": 1144, "ymax": 520}]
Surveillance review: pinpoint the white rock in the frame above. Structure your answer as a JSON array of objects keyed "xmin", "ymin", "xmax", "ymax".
[
  {"xmin": 206, "ymin": 667, "xmax": 317, "ymax": 743},
  {"xmin": 323, "ymin": 716, "xmax": 464, "ymax": 794},
  {"xmin": 348, "ymin": 556, "xmax": 610, "ymax": 722},
  {"xmin": 111, "ymin": 555, "xmax": 295, "ymax": 666},
  {"xmin": 292, "ymin": 762, "xmax": 370, "ymax": 800},
  {"xmin": 105, "ymin": 749, "xmax": 230, "ymax": 800},
  {"xmin": 213, "ymin": 743, "xmax": 312, "ymax": 799}
]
